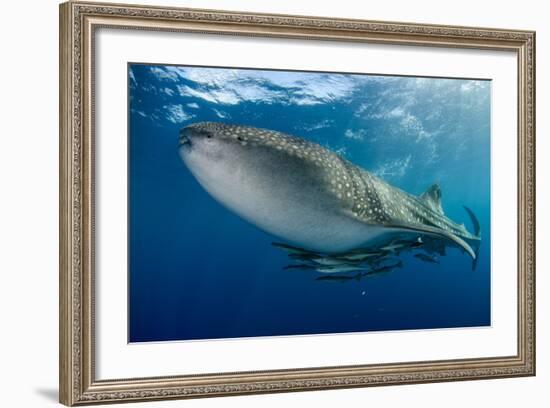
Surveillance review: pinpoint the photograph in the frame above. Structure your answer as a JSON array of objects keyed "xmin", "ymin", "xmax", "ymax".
[{"xmin": 128, "ymin": 63, "xmax": 491, "ymax": 343}]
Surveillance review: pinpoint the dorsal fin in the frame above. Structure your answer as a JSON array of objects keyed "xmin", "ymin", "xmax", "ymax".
[{"xmin": 420, "ymin": 183, "xmax": 443, "ymax": 214}]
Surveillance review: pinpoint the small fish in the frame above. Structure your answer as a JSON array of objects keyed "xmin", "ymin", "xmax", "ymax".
[
  {"xmin": 316, "ymin": 273, "xmax": 362, "ymax": 283},
  {"xmin": 288, "ymin": 252, "xmax": 318, "ymax": 261},
  {"xmin": 283, "ymin": 263, "xmax": 316, "ymax": 271},
  {"xmin": 343, "ymin": 246, "xmax": 379, "ymax": 254},
  {"xmin": 336, "ymin": 252, "xmax": 383, "ymax": 261},
  {"xmin": 365, "ymin": 253, "xmax": 400, "ymax": 266},
  {"xmin": 408, "ymin": 237, "xmax": 424, "ymax": 249},
  {"xmin": 315, "ymin": 265, "xmax": 367, "ymax": 274},
  {"xmin": 379, "ymin": 242, "xmax": 407, "ymax": 253},
  {"xmin": 363, "ymin": 261, "xmax": 403, "ymax": 277},
  {"xmin": 414, "ymin": 253, "xmax": 440, "ymax": 264},
  {"xmin": 310, "ymin": 257, "xmax": 353, "ymax": 266}
]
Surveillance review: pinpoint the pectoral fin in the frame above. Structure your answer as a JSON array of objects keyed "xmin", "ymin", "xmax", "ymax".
[{"xmin": 383, "ymin": 222, "xmax": 476, "ymax": 259}]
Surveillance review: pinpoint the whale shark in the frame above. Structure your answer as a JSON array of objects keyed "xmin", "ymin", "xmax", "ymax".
[{"xmin": 178, "ymin": 122, "xmax": 481, "ymax": 265}]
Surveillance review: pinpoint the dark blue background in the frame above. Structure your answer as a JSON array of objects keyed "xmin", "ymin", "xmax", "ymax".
[{"xmin": 128, "ymin": 64, "xmax": 491, "ymax": 342}]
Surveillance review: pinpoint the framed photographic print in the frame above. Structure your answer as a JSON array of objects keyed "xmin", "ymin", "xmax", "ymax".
[{"xmin": 59, "ymin": 1, "xmax": 536, "ymax": 405}]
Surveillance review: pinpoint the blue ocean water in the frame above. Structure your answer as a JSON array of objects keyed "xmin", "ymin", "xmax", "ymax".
[{"xmin": 128, "ymin": 64, "xmax": 491, "ymax": 343}]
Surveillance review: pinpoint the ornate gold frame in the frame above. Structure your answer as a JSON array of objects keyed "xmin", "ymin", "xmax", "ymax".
[{"xmin": 59, "ymin": 1, "xmax": 536, "ymax": 405}]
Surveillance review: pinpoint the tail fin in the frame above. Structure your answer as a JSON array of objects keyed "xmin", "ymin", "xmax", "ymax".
[
  {"xmin": 463, "ymin": 206, "xmax": 481, "ymax": 237},
  {"xmin": 463, "ymin": 206, "xmax": 481, "ymax": 270}
]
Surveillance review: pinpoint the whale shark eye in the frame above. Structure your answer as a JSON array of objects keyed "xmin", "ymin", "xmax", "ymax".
[
  {"xmin": 206, "ymin": 134, "xmax": 212, "ymax": 139},
  {"xmin": 237, "ymin": 136, "xmax": 244, "ymax": 141}
]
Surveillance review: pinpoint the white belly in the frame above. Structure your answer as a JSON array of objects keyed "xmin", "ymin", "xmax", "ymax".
[{"xmin": 188, "ymin": 159, "xmax": 383, "ymax": 253}]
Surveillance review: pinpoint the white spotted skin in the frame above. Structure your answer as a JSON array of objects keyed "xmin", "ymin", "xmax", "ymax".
[{"xmin": 178, "ymin": 122, "xmax": 478, "ymax": 254}]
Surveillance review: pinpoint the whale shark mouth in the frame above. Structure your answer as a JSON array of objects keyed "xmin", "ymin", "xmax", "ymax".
[{"xmin": 179, "ymin": 135, "xmax": 191, "ymax": 147}]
